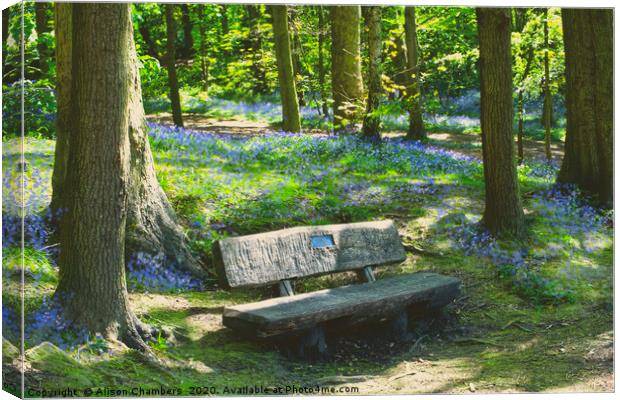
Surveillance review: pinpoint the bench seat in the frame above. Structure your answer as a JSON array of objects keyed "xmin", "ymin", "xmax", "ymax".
[{"xmin": 223, "ymin": 272, "xmax": 461, "ymax": 338}]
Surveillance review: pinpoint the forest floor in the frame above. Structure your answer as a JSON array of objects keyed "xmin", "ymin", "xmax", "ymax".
[
  {"xmin": 148, "ymin": 112, "xmax": 566, "ymax": 162},
  {"xmin": 2, "ymin": 114, "xmax": 612, "ymax": 396}
]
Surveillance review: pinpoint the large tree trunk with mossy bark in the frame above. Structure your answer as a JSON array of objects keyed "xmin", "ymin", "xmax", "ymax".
[
  {"xmin": 404, "ymin": 7, "xmax": 425, "ymax": 140},
  {"xmin": 476, "ymin": 8, "xmax": 525, "ymax": 236},
  {"xmin": 54, "ymin": 3, "xmax": 150, "ymax": 351},
  {"xmin": 270, "ymin": 5, "xmax": 301, "ymax": 133},
  {"xmin": 165, "ymin": 4, "xmax": 184, "ymax": 128},
  {"xmin": 558, "ymin": 9, "xmax": 612, "ymax": 207},
  {"xmin": 361, "ymin": 6, "xmax": 382, "ymax": 141},
  {"xmin": 330, "ymin": 6, "xmax": 363, "ymax": 130},
  {"xmin": 51, "ymin": 3, "xmax": 205, "ymax": 279}
]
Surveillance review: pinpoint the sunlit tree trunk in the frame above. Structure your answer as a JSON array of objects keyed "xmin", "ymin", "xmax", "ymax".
[
  {"xmin": 542, "ymin": 8, "xmax": 552, "ymax": 161},
  {"xmin": 55, "ymin": 3, "xmax": 149, "ymax": 351},
  {"xmin": 271, "ymin": 5, "xmax": 301, "ymax": 133},
  {"xmin": 289, "ymin": 7, "xmax": 305, "ymax": 107},
  {"xmin": 361, "ymin": 6, "xmax": 382, "ymax": 141},
  {"xmin": 52, "ymin": 3, "xmax": 204, "ymax": 279},
  {"xmin": 198, "ymin": 4, "xmax": 209, "ymax": 94},
  {"xmin": 330, "ymin": 5, "xmax": 363, "ymax": 130},
  {"xmin": 404, "ymin": 6, "xmax": 425, "ymax": 140},
  {"xmin": 317, "ymin": 6, "xmax": 329, "ymax": 116},
  {"xmin": 477, "ymin": 8, "xmax": 525, "ymax": 236},
  {"xmin": 165, "ymin": 4, "xmax": 184, "ymax": 127},
  {"xmin": 558, "ymin": 9, "xmax": 612, "ymax": 207}
]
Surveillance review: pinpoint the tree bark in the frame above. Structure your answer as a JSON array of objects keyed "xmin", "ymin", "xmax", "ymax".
[
  {"xmin": 35, "ymin": 2, "xmax": 50, "ymax": 71},
  {"xmin": 52, "ymin": 3, "xmax": 205, "ymax": 279},
  {"xmin": 180, "ymin": 4, "xmax": 194, "ymax": 59},
  {"xmin": 270, "ymin": 5, "xmax": 301, "ymax": 133},
  {"xmin": 50, "ymin": 3, "xmax": 72, "ymax": 217},
  {"xmin": 54, "ymin": 3, "xmax": 148, "ymax": 350},
  {"xmin": 317, "ymin": 6, "xmax": 329, "ymax": 116},
  {"xmin": 244, "ymin": 5, "xmax": 268, "ymax": 95},
  {"xmin": 198, "ymin": 4, "xmax": 209, "ymax": 93},
  {"xmin": 542, "ymin": 8, "xmax": 552, "ymax": 161},
  {"xmin": 289, "ymin": 7, "xmax": 305, "ymax": 107},
  {"xmin": 476, "ymin": 8, "xmax": 525, "ymax": 236},
  {"xmin": 165, "ymin": 4, "xmax": 184, "ymax": 128},
  {"xmin": 330, "ymin": 6, "xmax": 363, "ymax": 130},
  {"xmin": 558, "ymin": 9, "xmax": 612, "ymax": 207},
  {"xmin": 404, "ymin": 7, "xmax": 425, "ymax": 140},
  {"xmin": 361, "ymin": 6, "xmax": 382, "ymax": 141}
]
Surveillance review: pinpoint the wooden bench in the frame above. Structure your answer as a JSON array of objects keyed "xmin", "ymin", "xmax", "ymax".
[{"xmin": 214, "ymin": 220, "xmax": 461, "ymax": 358}]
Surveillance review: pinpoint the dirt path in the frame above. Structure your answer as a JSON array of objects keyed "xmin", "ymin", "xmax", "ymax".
[{"xmin": 147, "ymin": 113, "xmax": 564, "ymax": 162}]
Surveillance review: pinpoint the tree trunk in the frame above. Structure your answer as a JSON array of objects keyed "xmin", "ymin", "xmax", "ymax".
[
  {"xmin": 50, "ymin": 3, "xmax": 72, "ymax": 218},
  {"xmin": 330, "ymin": 5, "xmax": 363, "ymax": 130},
  {"xmin": 270, "ymin": 5, "xmax": 301, "ymax": 133},
  {"xmin": 476, "ymin": 8, "xmax": 525, "ymax": 236},
  {"xmin": 517, "ymin": 89, "xmax": 524, "ymax": 164},
  {"xmin": 198, "ymin": 5, "xmax": 209, "ymax": 93},
  {"xmin": 542, "ymin": 8, "xmax": 552, "ymax": 161},
  {"xmin": 404, "ymin": 7, "xmax": 425, "ymax": 140},
  {"xmin": 558, "ymin": 9, "xmax": 612, "ymax": 207},
  {"xmin": 165, "ymin": 4, "xmax": 184, "ymax": 128},
  {"xmin": 180, "ymin": 4, "xmax": 194, "ymax": 58},
  {"xmin": 54, "ymin": 3, "xmax": 148, "ymax": 351},
  {"xmin": 35, "ymin": 2, "xmax": 50, "ymax": 72},
  {"xmin": 244, "ymin": 5, "xmax": 267, "ymax": 95},
  {"xmin": 361, "ymin": 6, "xmax": 382, "ymax": 141},
  {"xmin": 52, "ymin": 3, "xmax": 205, "ymax": 279},
  {"xmin": 289, "ymin": 7, "xmax": 305, "ymax": 107},
  {"xmin": 317, "ymin": 6, "xmax": 329, "ymax": 116},
  {"xmin": 2, "ymin": 8, "xmax": 8, "ymax": 49}
]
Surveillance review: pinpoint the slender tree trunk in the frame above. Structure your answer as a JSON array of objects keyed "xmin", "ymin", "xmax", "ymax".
[
  {"xmin": 198, "ymin": 5, "xmax": 209, "ymax": 94},
  {"xmin": 517, "ymin": 90, "xmax": 524, "ymax": 164},
  {"xmin": 388, "ymin": 33, "xmax": 408, "ymax": 99},
  {"xmin": 35, "ymin": 2, "xmax": 50, "ymax": 72},
  {"xmin": 361, "ymin": 6, "xmax": 382, "ymax": 141},
  {"xmin": 136, "ymin": 6, "xmax": 159, "ymax": 60},
  {"xmin": 270, "ymin": 5, "xmax": 301, "ymax": 133},
  {"xmin": 50, "ymin": 3, "xmax": 72, "ymax": 218},
  {"xmin": 180, "ymin": 4, "xmax": 194, "ymax": 58},
  {"xmin": 317, "ymin": 6, "xmax": 329, "ymax": 116},
  {"xmin": 54, "ymin": 3, "xmax": 149, "ymax": 351},
  {"xmin": 2, "ymin": 8, "xmax": 8, "ymax": 49},
  {"xmin": 477, "ymin": 8, "xmax": 525, "ymax": 236},
  {"xmin": 404, "ymin": 7, "xmax": 425, "ymax": 140},
  {"xmin": 330, "ymin": 6, "xmax": 363, "ymax": 130},
  {"xmin": 542, "ymin": 8, "xmax": 552, "ymax": 161},
  {"xmin": 558, "ymin": 9, "xmax": 612, "ymax": 207},
  {"xmin": 165, "ymin": 4, "xmax": 183, "ymax": 128},
  {"xmin": 245, "ymin": 5, "xmax": 267, "ymax": 95},
  {"xmin": 289, "ymin": 7, "xmax": 305, "ymax": 107},
  {"xmin": 516, "ymin": 45, "xmax": 535, "ymax": 165}
]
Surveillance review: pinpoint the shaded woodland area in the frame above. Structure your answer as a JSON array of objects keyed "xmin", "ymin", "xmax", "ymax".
[{"xmin": 1, "ymin": 2, "xmax": 614, "ymax": 396}]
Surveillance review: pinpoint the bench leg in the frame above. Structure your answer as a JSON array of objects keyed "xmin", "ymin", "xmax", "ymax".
[
  {"xmin": 386, "ymin": 309, "xmax": 410, "ymax": 341},
  {"xmin": 282, "ymin": 326, "xmax": 327, "ymax": 361}
]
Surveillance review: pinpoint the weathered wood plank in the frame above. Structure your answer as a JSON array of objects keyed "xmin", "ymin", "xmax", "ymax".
[
  {"xmin": 223, "ymin": 272, "xmax": 461, "ymax": 337},
  {"xmin": 214, "ymin": 220, "xmax": 406, "ymax": 288}
]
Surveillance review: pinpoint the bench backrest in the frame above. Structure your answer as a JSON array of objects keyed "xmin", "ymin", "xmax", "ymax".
[{"xmin": 214, "ymin": 220, "xmax": 406, "ymax": 288}]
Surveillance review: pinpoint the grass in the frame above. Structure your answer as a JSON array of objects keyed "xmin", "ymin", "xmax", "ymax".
[{"xmin": 1, "ymin": 118, "xmax": 612, "ymax": 395}]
